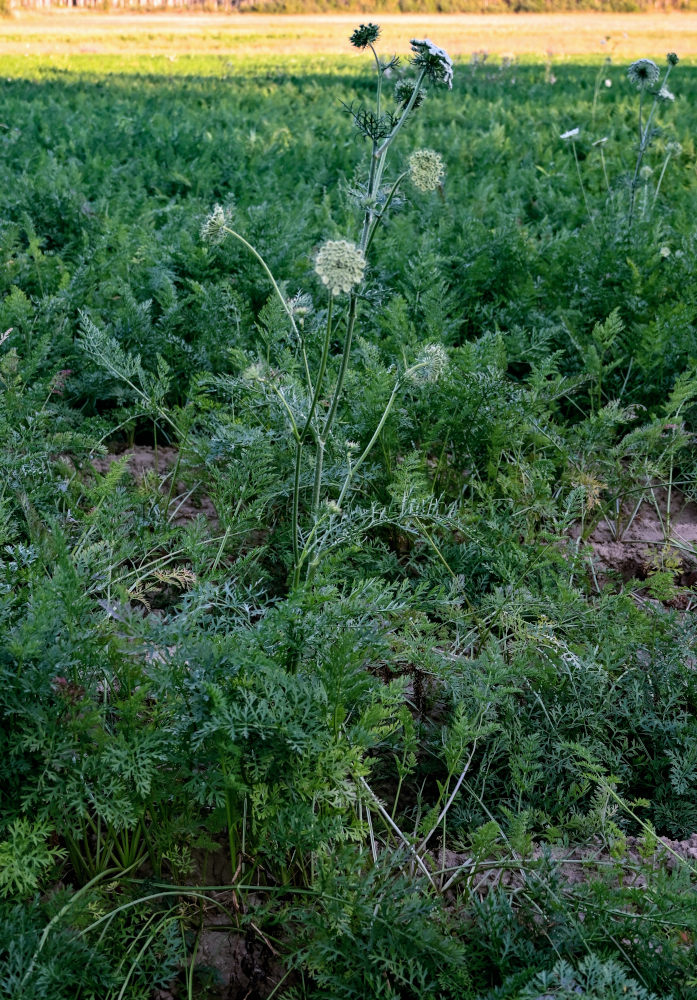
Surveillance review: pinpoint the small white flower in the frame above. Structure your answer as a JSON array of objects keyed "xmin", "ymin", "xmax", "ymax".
[
  {"xmin": 560, "ymin": 127, "xmax": 580, "ymax": 140},
  {"xmin": 314, "ymin": 240, "xmax": 366, "ymax": 296},
  {"xmin": 657, "ymin": 86, "xmax": 675, "ymax": 102},
  {"xmin": 604, "ymin": 78, "xmax": 612, "ymax": 87},
  {"xmin": 593, "ymin": 137, "xmax": 608, "ymax": 146},
  {"xmin": 659, "ymin": 246, "xmax": 671, "ymax": 258},
  {"xmin": 408, "ymin": 149, "xmax": 445, "ymax": 192}
]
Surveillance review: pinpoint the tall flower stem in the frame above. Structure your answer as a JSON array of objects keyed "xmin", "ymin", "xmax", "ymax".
[
  {"xmin": 221, "ymin": 224, "xmax": 313, "ymax": 396},
  {"xmin": 291, "ymin": 293, "xmax": 334, "ymax": 588},
  {"xmin": 571, "ymin": 139, "xmax": 592, "ymax": 223},
  {"xmin": 652, "ymin": 149, "xmax": 673, "ymax": 209},
  {"xmin": 311, "ymin": 293, "xmax": 358, "ymax": 514},
  {"xmin": 336, "ymin": 356, "xmax": 433, "ymax": 508},
  {"xmin": 628, "ymin": 63, "xmax": 674, "ymax": 229}
]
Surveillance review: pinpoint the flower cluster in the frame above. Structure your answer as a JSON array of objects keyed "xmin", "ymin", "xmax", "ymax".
[
  {"xmin": 407, "ymin": 344, "xmax": 449, "ymax": 385},
  {"xmin": 408, "ymin": 149, "xmax": 445, "ymax": 192},
  {"xmin": 200, "ymin": 204, "xmax": 230, "ymax": 245},
  {"xmin": 350, "ymin": 23, "xmax": 380, "ymax": 49},
  {"xmin": 410, "ymin": 38, "xmax": 453, "ymax": 89},
  {"xmin": 314, "ymin": 240, "xmax": 366, "ymax": 295},
  {"xmin": 626, "ymin": 58, "xmax": 660, "ymax": 91}
]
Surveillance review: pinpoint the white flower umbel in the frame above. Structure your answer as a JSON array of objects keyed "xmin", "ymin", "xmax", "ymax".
[
  {"xmin": 314, "ymin": 240, "xmax": 366, "ymax": 296},
  {"xmin": 408, "ymin": 149, "xmax": 445, "ymax": 192},
  {"xmin": 560, "ymin": 127, "xmax": 580, "ymax": 140},
  {"xmin": 410, "ymin": 38, "xmax": 454, "ymax": 89}
]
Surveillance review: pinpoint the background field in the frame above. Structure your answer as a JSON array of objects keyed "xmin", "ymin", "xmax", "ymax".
[{"xmin": 2, "ymin": 10, "xmax": 697, "ymax": 60}]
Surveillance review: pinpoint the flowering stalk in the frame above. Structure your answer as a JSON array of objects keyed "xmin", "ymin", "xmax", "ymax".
[
  {"xmin": 205, "ymin": 215, "xmax": 313, "ymax": 395},
  {"xmin": 336, "ymin": 347, "xmax": 448, "ymax": 508},
  {"xmin": 627, "ymin": 54, "xmax": 678, "ymax": 229},
  {"xmin": 653, "ymin": 141, "xmax": 681, "ymax": 210},
  {"xmin": 291, "ymin": 292, "xmax": 334, "ymax": 588},
  {"xmin": 204, "ymin": 26, "xmax": 452, "ymax": 589}
]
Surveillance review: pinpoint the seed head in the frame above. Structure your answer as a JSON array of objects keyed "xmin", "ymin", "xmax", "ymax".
[
  {"xmin": 410, "ymin": 38, "xmax": 453, "ymax": 89},
  {"xmin": 407, "ymin": 344, "xmax": 449, "ymax": 385},
  {"xmin": 201, "ymin": 204, "xmax": 230, "ymax": 245},
  {"xmin": 394, "ymin": 78, "xmax": 427, "ymax": 110},
  {"xmin": 350, "ymin": 23, "xmax": 380, "ymax": 49},
  {"xmin": 666, "ymin": 140, "xmax": 682, "ymax": 155},
  {"xmin": 314, "ymin": 240, "xmax": 366, "ymax": 296},
  {"xmin": 639, "ymin": 164, "xmax": 654, "ymax": 179},
  {"xmin": 627, "ymin": 58, "xmax": 660, "ymax": 90},
  {"xmin": 667, "ymin": 52, "xmax": 679, "ymax": 66},
  {"xmin": 408, "ymin": 149, "xmax": 445, "ymax": 192}
]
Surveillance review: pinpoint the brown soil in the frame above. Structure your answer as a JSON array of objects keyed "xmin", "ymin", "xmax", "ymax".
[
  {"xmin": 572, "ymin": 485, "xmax": 697, "ymax": 591},
  {"xmin": 91, "ymin": 444, "xmax": 219, "ymax": 527}
]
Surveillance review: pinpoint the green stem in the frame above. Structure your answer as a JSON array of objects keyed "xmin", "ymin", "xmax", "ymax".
[
  {"xmin": 364, "ymin": 172, "xmax": 407, "ymax": 257},
  {"xmin": 652, "ymin": 151, "xmax": 672, "ymax": 209},
  {"xmin": 375, "ymin": 68, "xmax": 427, "ymax": 162},
  {"xmin": 629, "ymin": 64, "xmax": 673, "ymax": 229},
  {"xmin": 572, "ymin": 141, "xmax": 592, "ymax": 223},
  {"xmin": 291, "ymin": 294, "xmax": 334, "ymax": 585},
  {"xmin": 221, "ymin": 224, "xmax": 311, "ymax": 393},
  {"xmin": 312, "ymin": 293, "xmax": 358, "ymax": 512},
  {"xmin": 337, "ymin": 378, "xmax": 401, "ymax": 508},
  {"xmin": 368, "ymin": 42, "xmax": 382, "ymax": 118}
]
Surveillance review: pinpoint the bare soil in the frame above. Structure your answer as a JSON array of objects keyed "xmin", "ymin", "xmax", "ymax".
[
  {"xmin": 91, "ymin": 444, "xmax": 219, "ymax": 527},
  {"xmin": 573, "ymin": 485, "xmax": 697, "ymax": 592}
]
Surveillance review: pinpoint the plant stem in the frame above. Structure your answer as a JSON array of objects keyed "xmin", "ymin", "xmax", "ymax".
[
  {"xmin": 221, "ymin": 224, "xmax": 312, "ymax": 394},
  {"xmin": 292, "ymin": 294, "xmax": 334, "ymax": 586},
  {"xmin": 572, "ymin": 140, "xmax": 592, "ymax": 223},
  {"xmin": 311, "ymin": 292, "xmax": 358, "ymax": 512}
]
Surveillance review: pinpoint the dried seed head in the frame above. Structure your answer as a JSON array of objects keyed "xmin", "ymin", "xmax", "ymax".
[
  {"xmin": 408, "ymin": 148, "xmax": 445, "ymax": 192},
  {"xmin": 350, "ymin": 23, "xmax": 380, "ymax": 49},
  {"xmin": 627, "ymin": 58, "xmax": 660, "ymax": 90},
  {"xmin": 314, "ymin": 240, "xmax": 366, "ymax": 296},
  {"xmin": 667, "ymin": 52, "xmax": 679, "ymax": 66},
  {"xmin": 410, "ymin": 38, "xmax": 453, "ymax": 89}
]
